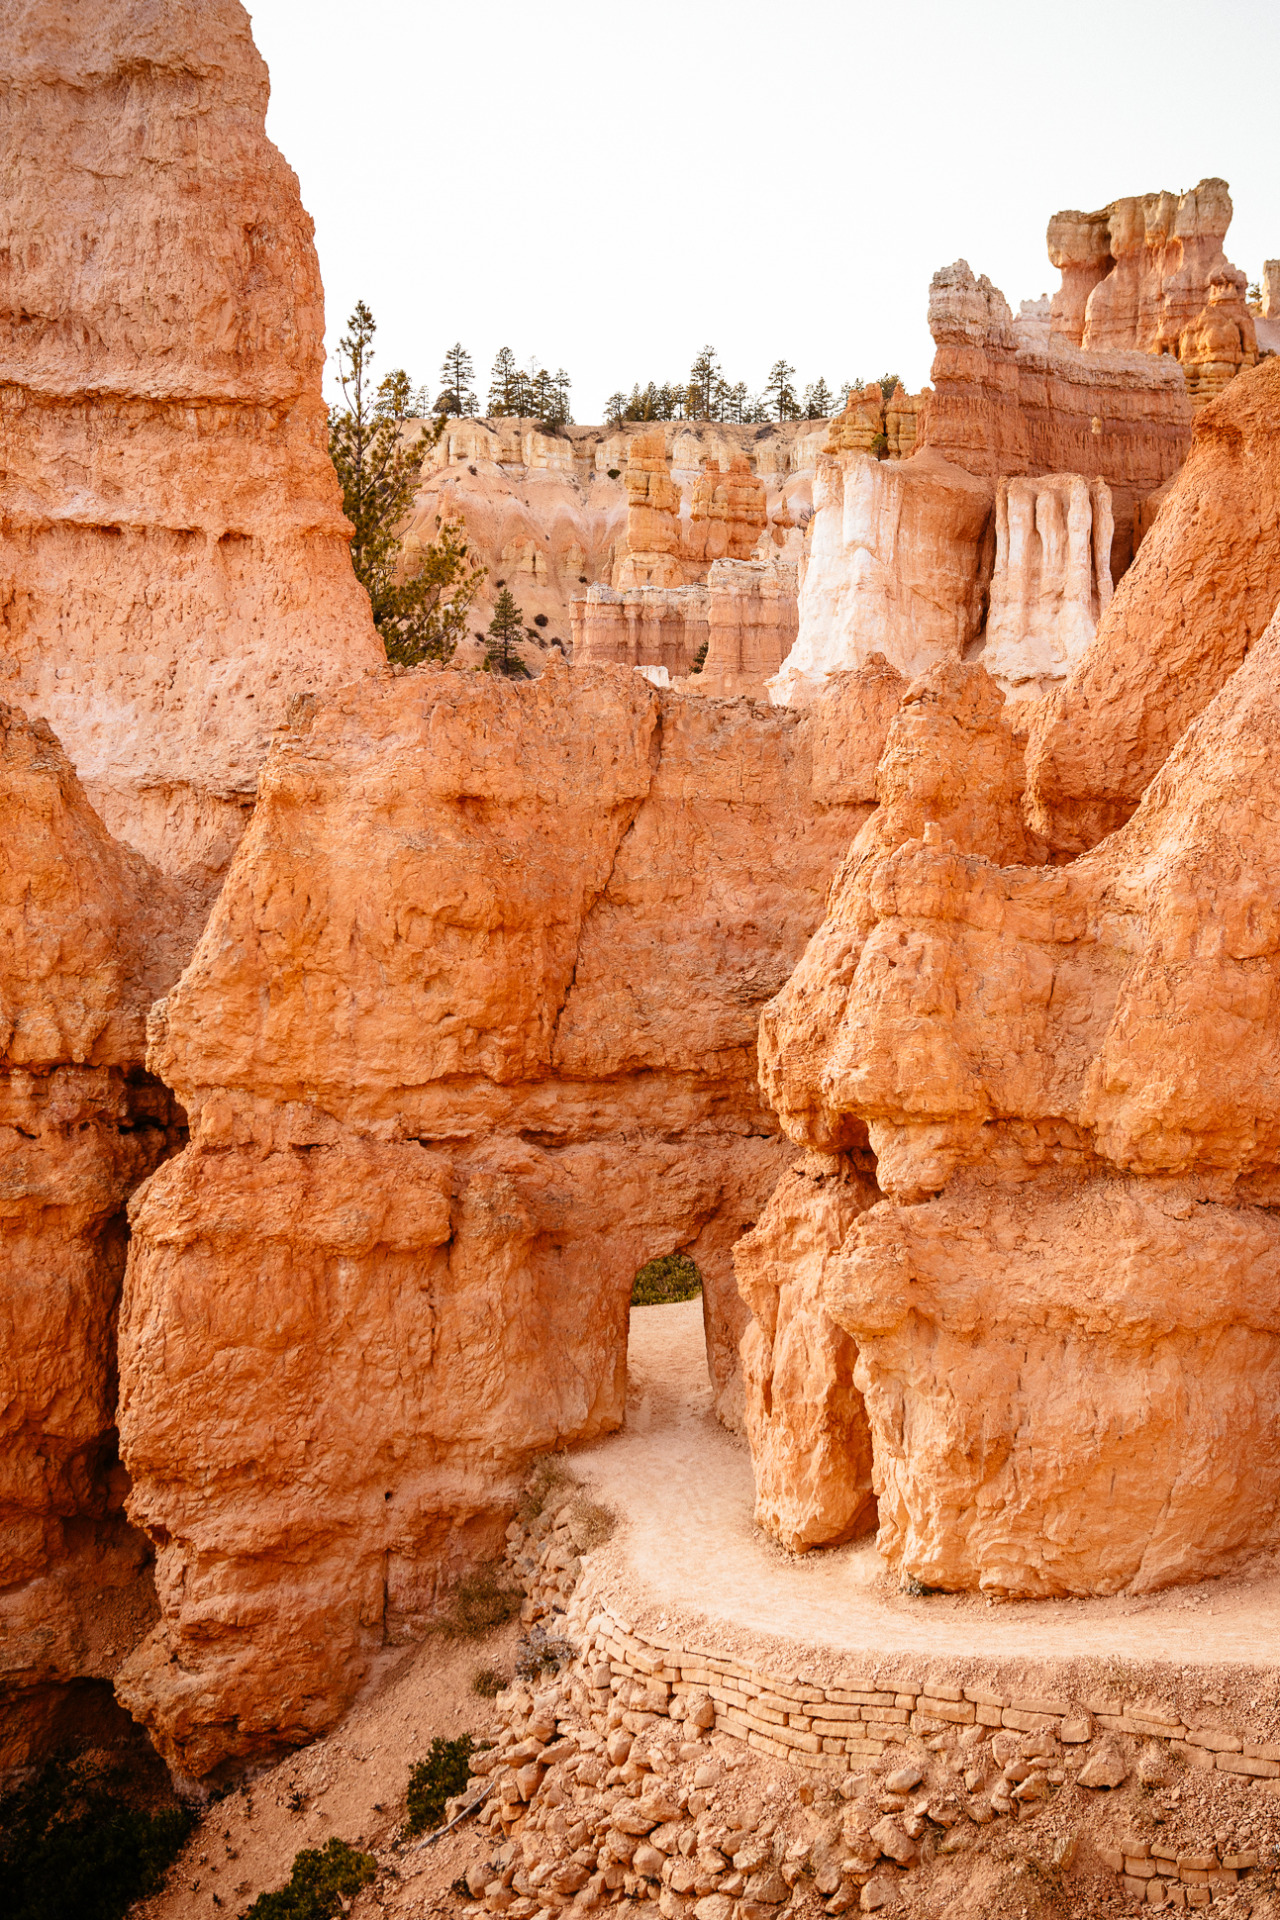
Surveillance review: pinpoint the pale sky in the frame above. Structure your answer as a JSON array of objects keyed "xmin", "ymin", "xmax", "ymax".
[{"xmin": 247, "ymin": 0, "xmax": 1280, "ymax": 423}]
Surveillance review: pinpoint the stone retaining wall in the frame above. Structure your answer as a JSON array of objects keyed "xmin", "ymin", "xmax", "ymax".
[{"xmin": 510, "ymin": 1506, "xmax": 1280, "ymax": 1787}]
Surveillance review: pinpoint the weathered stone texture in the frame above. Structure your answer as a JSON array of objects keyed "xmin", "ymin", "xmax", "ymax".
[
  {"xmin": 749, "ymin": 563, "xmax": 1280, "ymax": 1593},
  {"xmin": 116, "ymin": 660, "xmax": 898, "ymax": 1773},
  {"xmin": 0, "ymin": 0, "xmax": 381, "ymax": 910},
  {"xmin": 0, "ymin": 703, "xmax": 184, "ymax": 1769},
  {"xmin": 1027, "ymin": 357, "xmax": 1280, "ymax": 852},
  {"xmin": 771, "ymin": 449, "xmax": 993, "ymax": 706}
]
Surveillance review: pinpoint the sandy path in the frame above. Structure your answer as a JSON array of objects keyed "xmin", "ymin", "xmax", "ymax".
[{"xmin": 571, "ymin": 1299, "xmax": 1280, "ymax": 1676}]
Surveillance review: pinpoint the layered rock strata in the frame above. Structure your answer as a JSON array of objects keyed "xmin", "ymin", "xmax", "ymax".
[
  {"xmin": 0, "ymin": 0, "xmax": 382, "ymax": 911},
  {"xmin": 115, "ymin": 659, "xmax": 901, "ymax": 1775},
  {"xmin": 686, "ymin": 559, "xmax": 798, "ymax": 699},
  {"xmin": 1047, "ymin": 178, "xmax": 1257, "ymax": 405},
  {"xmin": 0, "ymin": 703, "xmax": 185, "ymax": 1771},
  {"xmin": 770, "ymin": 448, "xmax": 993, "ymax": 706},
  {"xmin": 684, "ymin": 458, "xmax": 768, "ymax": 566},
  {"xmin": 570, "ymin": 586, "xmax": 708, "ymax": 678},
  {"xmin": 982, "ymin": 474, "xmax": 1113, "ymax": 700},
  {"xmin": 615, "ymin": 432, "xmax": 686, "ymax": 588},
  {"xmin": 750, "ymin": 583, "xmax": 1280, "ymax": 1593},
  {"xmin": 1028, "ymin": 358, "xmax": 1280, "ymax": 852},
  {"xmin": 825, "ymin": 383, "xmax": 923, "ymax": 461},
  {"xmin": 918, "ymin": 260, "xmax": 1191, "ymax": 577}
]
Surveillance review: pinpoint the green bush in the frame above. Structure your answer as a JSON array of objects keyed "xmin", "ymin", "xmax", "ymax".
[
  {"xmin": 241, "ymin": 1837, "xmax": 375, "ymax": 1919},
  {"xmin": 404, "ymin": 1737, "xmax": 477, "ymax": 1837},
  {"xmin": 470, "ymin": 1665, "xmax": 506, "ymax": 1698},
  {"xmin": 0, "ymin": 1756, "xmax": 194, "ymax": 1920},
  {"xmin": 631, "ymin": 1252, "xmax": 702, "ymax": 1306}
]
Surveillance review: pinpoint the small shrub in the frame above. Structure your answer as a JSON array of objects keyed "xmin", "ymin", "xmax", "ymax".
[
  {"xmin": 241, "ymin": 1836, "xmax": 375, "ymax": 1919},
  {"xmin": 631, "ymin": 1252, "xmax": 702, "ymax": 1306},
  {"xmin": 0, "ymin": 1756, "xmax": 194, "ymax": 1920},
  {"xmin": 533, "ymin": 613, "xmax": 548, "ymax": 627},
  {"xmin": 567, "ymin": 1495, "xmax": 616, "ymax": 1551},
  {"xmin": 606, "ymin": 467, "xmax": 621, "ymax": 479},
  {"xmin": 515, "ymin": 1624, "xmax": 576, "ymax": 1681},
  {"xmin": 404, "ymin": 1737, "xmax": 477, "ymax": 1837},
  {"xmin": 470, "ymin": 1665, "xmax": 506, "ymax": 1698},
  {"xmin": 430, "ymin": 1564, "xmax": 522, "ymax": 1640},
  {"xmin": 690, "ymin": 640, "xmax": 709, "ymax": 675}
]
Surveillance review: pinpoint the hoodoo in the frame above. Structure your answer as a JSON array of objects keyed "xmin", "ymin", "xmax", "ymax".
[{"xmin": 7, "ymin": 3, "xmax": 1280, "ymax": 1913}]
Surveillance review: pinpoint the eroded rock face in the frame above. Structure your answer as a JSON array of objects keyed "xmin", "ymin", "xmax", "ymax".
[
  {"xmin": 749, "ymin": 584, "xmax": 1280, "ymax": 1594},
  {"xmin": 684, "ymin": 459, "xmax": 768, "ymax": 567},
  {"xmin": 736, "ymin": 1153, "xmax": 880, "ymax": 1553},
  {"xmin": 919, "ymin": 259, "xmax": 1191, "ymax": 578},
  {"xmin": 982, "ymin": 474, "xmax": 1113, "ymax": 701},
  {"xmin": 1027, "ymin": 357, "xmax": 1280, "ymax": 852},
  {"xmin": 1047, "ymin": 177, "xmax": 1258, "ymax": 405},
  {"xmin": 571, "ymin": 585, "xmax": 708, "ymax": 677},
  {"xmin": 615, "ymin": 431, "xmax": 686, "ymax": 587},
  {"xmin": 115, "ymin": 659, "xmax": 899, "ymax": 1775},
  {"xmin": 0, "ymin": 0, "xmax": 381, "ymax": 911},
  {"xmin": 0, "ymin": 704, "xmax": 184, "ymax": 1770},
  {"xmin": 771, "ymin": 449, "xmax": 993, "ymax": 706},
  {"xmin": 689, "ymin": 559, "xmax": 798, "ymax": 699}
]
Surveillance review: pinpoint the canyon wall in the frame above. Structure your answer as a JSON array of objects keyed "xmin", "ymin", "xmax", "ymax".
[
  {"xmin": 413, "ymin": 417, "xmax": 824, "ymax": 668},
  {"xmin": 917, "ymin": 259, "xmax": 1192, "ymax": 578},
  {"xmin": 1047, "ymin": 177, "xmax": 1257, "ymax": 406},
  {"xmin": 693, "ymin": 558, "xmax": 800, "ymax": 699},
  {"xmin": 570, "ymin": 586, "xmax": 708, "ymax": 677},
  {"xmin": 770, "ymin": 449, "xmax": 993, "ymax": 705},
  {"xmin": 743, "ymin": 362, "xmax": 1280, "ymax": 1596},
  {"xmin": 0, "ymin": 703, "xmax": 185, "ymax": 1770},
  {"xmin": 0, "ymin": 0, "xmax": 382, "ymax": 914},
  {"xmin": 982, "ymin": 474, "xmax": 1113, "ymax": 700},
  {"xmin": 1027, "ymin": 357, "xmax": 1280, "ymax": 851},
  {"xmin": 112, "ymin": 659, "xmax": 901, "ymax": 1777},
  {"xmin": 772, "ymin": 243, "xmax": 1195, "ymax": 713}
]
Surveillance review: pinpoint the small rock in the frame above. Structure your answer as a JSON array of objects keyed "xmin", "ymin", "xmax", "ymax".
[
  {"xmin": 693, "ymin": 1765, "xmax": 718, "ymax": 1789},
  {"xmin": 1078, "ymin": 1743, "xmax": 1130, "ymax": 1790},
  {"xmin": 1051, "ymin": 1833, "xmax": 1079, "ymax": 1871},
  {"xmin": 869, "ymin": 1817, "xmax": 917, "ymax": 1866},
  {"xmin": 694, "ymin": 1897, "xmax": 734, "ymax": 1920},
  {"xmin": 744, "ymin": 1869, "xmax": 790, "ymax": 1905},
  {"xmin": 884, "ymin": 1765, "xmax": 923, "ymax": 1795},
  {"xmin": 860, "ymin": 1878, "xmax": 895, "ymax": 1914}
]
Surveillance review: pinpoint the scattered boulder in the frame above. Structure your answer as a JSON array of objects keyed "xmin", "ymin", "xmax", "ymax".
[{"xmin": 1078, "ymin": 1742, "xmax": 1130, "ymax": 1789}]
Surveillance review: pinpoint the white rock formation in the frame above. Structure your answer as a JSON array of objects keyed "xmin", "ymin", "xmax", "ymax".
[
  {"xmin": 769, "ymin": 449, "xmax": 992, "ymax": 706},
  {"xmin": 983, "ymin": 474, "xmax": 1113, "ymax": 699}
]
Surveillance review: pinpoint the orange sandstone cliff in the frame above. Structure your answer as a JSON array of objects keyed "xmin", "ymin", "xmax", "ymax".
[
  {"xmin": 0, "ymin": 0, "xmax": 381, "ymax": 914},
  {"xmin": 111, "ymin": 661, "xmax": 899, "ymax": 1775},
  {"xmin": 743, "ymin": 361, "xmax": 1280, "ymax": 1596},
  {"xmin": 0, "ymin": 705, "xmax": 185, "ymax": 1770}
]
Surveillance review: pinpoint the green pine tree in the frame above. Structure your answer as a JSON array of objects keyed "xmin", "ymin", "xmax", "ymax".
[
  {"xmin": 487, "ymin": 346, "xmax": 520, "ymax": 416},
  {"xmin": 483, "ymin": 587, "xmax": 531, "ymax": 678},
  {"xmin": 436, "ymin": 341, "xmax": 477, "ymax": 415},
  {"xmin": 803, "ymin": 376, "xmax": 834, "ymax": 418},
  {"xmin": 687, "ymin": 345, "xmax": 722, "ymax": 419},
  {"xmin": 328, "ymin": 303, "xmax": 484, "ymax": 666},
  {"xmin": 765, "ymin": 358, "xmax": 800, "ymax": 419}
]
